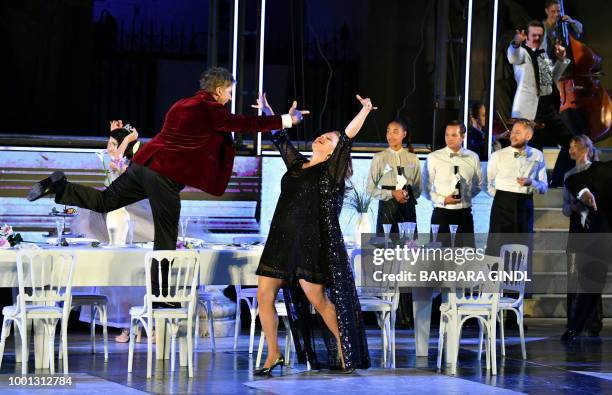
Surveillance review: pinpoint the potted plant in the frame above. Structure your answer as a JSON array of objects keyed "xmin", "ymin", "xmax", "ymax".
[{"xmin": 344, "ymin": 173, "xmax": 382, "ymax": 245}]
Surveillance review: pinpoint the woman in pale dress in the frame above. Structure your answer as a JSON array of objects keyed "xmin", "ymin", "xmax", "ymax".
[{"xmin": 73, "ymin": 120, "xmax": 155, "ymax": 342}]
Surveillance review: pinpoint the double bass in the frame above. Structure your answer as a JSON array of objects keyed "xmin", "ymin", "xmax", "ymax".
[{"xmin": 557, "ymin": 0, "xmax": 612, "ymax": 142}]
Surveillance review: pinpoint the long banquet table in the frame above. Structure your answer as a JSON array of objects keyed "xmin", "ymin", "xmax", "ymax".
[
  {"xmin": 0, "ymin": 244, "xmax": 448, "ymax": 361},
  {"xmin": 0, "ymin": 244, "xmax": 263, "ymax": 287}
]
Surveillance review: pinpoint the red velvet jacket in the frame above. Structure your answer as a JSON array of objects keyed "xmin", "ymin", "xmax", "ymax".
[{"xmin": 132, "ymin": 90, "xmax": 282, "ymax": 196}]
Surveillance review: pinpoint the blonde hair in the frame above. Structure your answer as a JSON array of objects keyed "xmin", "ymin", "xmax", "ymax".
[{"xmin": 511, "ymin": 118, "xmax": 536, "ymax": 133}]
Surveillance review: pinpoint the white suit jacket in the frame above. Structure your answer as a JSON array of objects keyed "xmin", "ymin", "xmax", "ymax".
[{"xmin": 507, "ymin": 44, "xmax": 570, "ymax": 120}]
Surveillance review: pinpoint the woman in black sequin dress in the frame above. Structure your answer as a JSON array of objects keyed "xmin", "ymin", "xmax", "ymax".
[{"xmin": 255, "ymin": 94, "xmax": 374, "ymax": 374}]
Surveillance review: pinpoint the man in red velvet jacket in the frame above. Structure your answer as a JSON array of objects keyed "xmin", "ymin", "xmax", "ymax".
[{"xmin": 27, "ymin": 67, "xmax": 305, "ymax": 297}]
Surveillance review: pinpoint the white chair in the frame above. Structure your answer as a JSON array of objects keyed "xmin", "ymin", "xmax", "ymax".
[
  {"xmin": 234, "ymin": 285, "xmax": 258, "ymax": 354},
  {"xmin": 437, "ymin": 257, "xmax": 500, "ymax": 375},
  {"xmin": 194, "ymin": 285, "xmax": 216, "ymax": 352},
  {"xmin": 68, "ymin": 288, "xmax": 108, "ymax": 361},
  {"xmin": 232, "ymin": 236, "xmax": 265, "ymax": 354},
  {"xmin": 351, "ymin": 249, "xmax": 400, "ymax": 368},
  {"xmin": 128, "ymin": 250, "xmax": 200, "ymax": 378},
  {"xmin": 255, "ymin": 290, "xmax": 294, "ymax": 368},
  {"xmin": 0, "ymin": 250, "xmax": 76, "ymax": 374},
  {"xmin": 478, "ymin": 244, "xmax": 528, "ymax": 360}
]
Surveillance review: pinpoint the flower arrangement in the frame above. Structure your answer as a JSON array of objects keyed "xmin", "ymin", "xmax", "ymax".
[
  {"xmin": 0, "ymin": 224, "xmax": 23, "ymax": 248},
  {"xmin": 95, "ymin": 151, "xmax": 113, "ymax": 187},
  {"xmin": 176, "ymin": 240, "xmax": 202, "ymax": 249},
  {"xmin": 344, "ymin": 172, "xmax": 383, "ymax": 215}
]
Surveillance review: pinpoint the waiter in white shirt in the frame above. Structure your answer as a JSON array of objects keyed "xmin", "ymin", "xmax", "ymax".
[
  {"xmin": 486, "ymin": 119, "xmax": 548, "ymax": 255},
  {"xmin": 422, "ymin": 120, "xmax": 483, "ymax": 247},
  {"xmin": 367, "ymin": 119, "xmax": 422, "ymax": 236}
]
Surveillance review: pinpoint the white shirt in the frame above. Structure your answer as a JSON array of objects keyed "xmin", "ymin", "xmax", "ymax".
[
  {"xmin": 367, "ymin": 148, "xmax": 421, "ymax": 201},
  {"xmin": 487, "ymin": 145, "xmax": 548, "ymax": 196},
  {"xmin": 422, "ymin": 146, "xmax": 483, "ymax": 209}
]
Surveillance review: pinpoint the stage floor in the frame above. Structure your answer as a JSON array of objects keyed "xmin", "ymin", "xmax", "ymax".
[{"xmin": 1, "ymin": 320, "xmax": 611, "ymax": 394}]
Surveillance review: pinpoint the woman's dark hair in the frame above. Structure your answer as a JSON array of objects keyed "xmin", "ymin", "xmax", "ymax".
[
  {"xmin": 330, "ymin": 131, "xmax": 354, "ymax": 196},
  {"xmin": 110, "ymin": 128, "xmax": 138, "ymax": 159},
  {"xmin": 545, "ymin": 0, "xmax": 560, "ymax": 9},
  {"xmin": 387, "ymin": 118, "xmax": 414, "ymax": 153},
  {"xmin": 468, "ymin": 101, "xmax": 485, "ymax": 120}
]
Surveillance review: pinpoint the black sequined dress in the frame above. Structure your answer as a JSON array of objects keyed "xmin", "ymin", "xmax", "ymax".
[{"xmin": 256, "ymin": 129, "xmax": 370, "ymax": 370}]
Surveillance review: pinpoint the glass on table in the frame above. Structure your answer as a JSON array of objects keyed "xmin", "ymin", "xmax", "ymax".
[
  {"xmin": 127, "ymin": 220, "xmax": 136, "ymax": 246},
  {"xmin": 179, "ymin": 217, "xmax": 191, "ymax": 242},
  {"xmin": 407, "ymin": 222, "xmax": 417, "ymax": 241},
  {"xmin": 398, "ymin": 222, "xmax": 406, "ymax": 239},
  {"xmin": 55, "ymin": 219, "xmax": 64, "ymax": 247},
  {"xmin": 431, "ymin": 224, "xmax": 440, "ymax": 243},
  {"xmin": 449, "ymin": 224, "xmax": 459, "ymax": 248},
  {"xmin": 382, "ymin": 223, "xmax": 392, "ymax": 244}
]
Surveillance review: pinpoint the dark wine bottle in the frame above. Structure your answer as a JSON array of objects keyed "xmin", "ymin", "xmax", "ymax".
[
  {"xmin": 397, "ymin": 166, "xmax": 417, "ymax": 204},
  {"xmin": 452, "ymin": 165, "xmax": 461, "ymax": 200}
]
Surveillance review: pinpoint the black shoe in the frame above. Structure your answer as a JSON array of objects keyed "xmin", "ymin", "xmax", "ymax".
[
  {"xmin": 254, "ymin": 355, "xmax": 285, "ymax": 377},
  {"xmin": 561, "ymin": 329, "xmax": 577, "ymax": 342},
  {"xmin": 329, "ymin": 366, "xmax": 356, "ymax": 374},
  {"xmin": 27, "ymin": 171, "xmax": 66, "ymax": 201}
]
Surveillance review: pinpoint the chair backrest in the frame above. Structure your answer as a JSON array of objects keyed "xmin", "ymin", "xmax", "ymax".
[
  {"xmin": 350, "ymin": 248, "xmax": 400, "ymax": 308},
  {"xmin": 144, "ymin": 250, "xmax": 200, "ymax": 312},
  {"xmin": 499, "ymin": 244, "xmax": 529, "ymax": 296},
  {"xmin": 448, "ymin": 257, "xmax": 500, "ymax": 311},
  {"xmin": 15, "ymin": 250, "xmax": 76, "ymax": 316}
]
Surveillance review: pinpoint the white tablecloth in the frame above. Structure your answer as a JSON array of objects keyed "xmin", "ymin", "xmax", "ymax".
[{"xmin": 0, "ymin": 245, "xmax": 263, "ymax": 287}]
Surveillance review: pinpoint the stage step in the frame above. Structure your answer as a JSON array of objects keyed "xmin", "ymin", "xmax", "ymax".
[
  {"xmin": 534, "ymin": 208, "xmax": 569, "ymax": 229},
  {"xmin": 533, "ymin": 187, "xmax": 564, "ymax": 208}
]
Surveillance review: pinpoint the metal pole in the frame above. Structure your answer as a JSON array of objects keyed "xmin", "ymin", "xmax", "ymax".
[
  {"xmin": 487, "ymin": 0, "xmax": 499, "ymax": 158},
  {"xmin": 462, "ymin": 0, "xmax": 474, "ymax": 148},
  {"xmin": 256, "ymin": 0, "xmax": 267, "ymax": 155}
]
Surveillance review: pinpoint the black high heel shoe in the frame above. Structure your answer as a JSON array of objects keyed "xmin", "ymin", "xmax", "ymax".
[{"xmin": 254, "ymin": 355, "xmax": 285, "ymax": 376}]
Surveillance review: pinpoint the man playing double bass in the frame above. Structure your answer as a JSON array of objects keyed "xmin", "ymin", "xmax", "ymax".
[{"xmin": 542, "ymin": 0, "xmax": 583, "ymax": 61}]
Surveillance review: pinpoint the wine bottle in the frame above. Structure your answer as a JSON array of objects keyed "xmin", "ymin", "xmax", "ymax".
[
  {"xmin": 397, "ymin": 166, "xmax": 417, "ymax": 204},
  {"xmin": 452, "ymin": 165, "xmax": 461, "ymax": 200}
]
